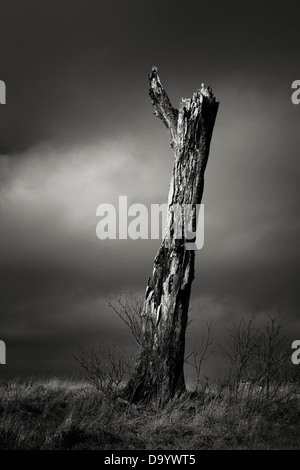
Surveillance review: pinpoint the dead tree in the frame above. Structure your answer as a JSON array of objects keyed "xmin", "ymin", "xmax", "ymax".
[{"xmin": 124, "ymin": 67, "xmax": 219, "ymax": 403}]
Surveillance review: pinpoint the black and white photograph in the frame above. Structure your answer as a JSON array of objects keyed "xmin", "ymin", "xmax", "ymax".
[{"xmin": 0, "ymin": 0, "xmax": 300, "ymax": 455}]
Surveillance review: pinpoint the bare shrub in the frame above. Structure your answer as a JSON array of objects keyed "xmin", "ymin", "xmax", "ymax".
[
  {"xmin": 219, "ymin": 317, "xmax": 260, "ymax": 398},
  {"xmin": 108, "ymin": 293, "xmax": 143, "ymax": 345},
  {"xmin": 218, "ymin": 316, "xmax": 295, "ymax": 402},
  {"xmin": 74, "ymin": 344, "xmax": 134, "ymax": 401},
  {"xmin": 185, "ymin": 320, "xmax": 214, "ymax": 395},
  {"xmin": 255, "ymin": 317, "xmax": 291, "ymax": 400}
]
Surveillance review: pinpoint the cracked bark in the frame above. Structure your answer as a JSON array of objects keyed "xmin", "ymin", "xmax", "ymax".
[{"xmin": 124, "ymin": 67, "xmax": 219, "ymax": 403}]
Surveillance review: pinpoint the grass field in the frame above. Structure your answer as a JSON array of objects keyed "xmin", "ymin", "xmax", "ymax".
[{"xmin": 0, "ymin": 377, "xmax": 299, "ymax": 450}]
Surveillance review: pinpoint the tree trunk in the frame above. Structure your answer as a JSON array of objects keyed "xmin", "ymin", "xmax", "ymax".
[{"xmin": 125, "ymin": 67, "xmax": 219, "ymax": 403}]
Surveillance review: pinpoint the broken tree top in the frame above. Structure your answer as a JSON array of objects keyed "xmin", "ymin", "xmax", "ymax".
[
  {"xmin": 148, "ymin": 66, "xmax": 219, "ymax": 165},
  {"xmin": 149, "ymin": 66, "xmax": 219, "ymax": 155}
]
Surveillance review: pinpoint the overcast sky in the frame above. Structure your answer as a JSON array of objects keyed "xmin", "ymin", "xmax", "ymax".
[{"xmin": 0, "ymin": 0, "xmax": 299, "ymax": 378}]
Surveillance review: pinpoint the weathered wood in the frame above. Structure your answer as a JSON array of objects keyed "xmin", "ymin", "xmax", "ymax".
[{"xmin": 124, "ymin": 67, "xmax": 219, "ymax": 403}]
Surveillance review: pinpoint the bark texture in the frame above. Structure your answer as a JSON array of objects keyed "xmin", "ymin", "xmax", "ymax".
[{"xmin": 125, "ymin": 67, "xmax": 219, "ymax": 403}]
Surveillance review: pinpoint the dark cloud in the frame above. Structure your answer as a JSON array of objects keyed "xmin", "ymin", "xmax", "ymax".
[{"xmin": 0, "ymin": 0, "xmax": 300, "ymax": 378}]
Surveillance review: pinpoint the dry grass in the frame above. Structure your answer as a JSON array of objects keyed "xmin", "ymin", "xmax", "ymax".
[{"xmin": 0, "ymin": 377, "xmax": 299, "ymax": 450}]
